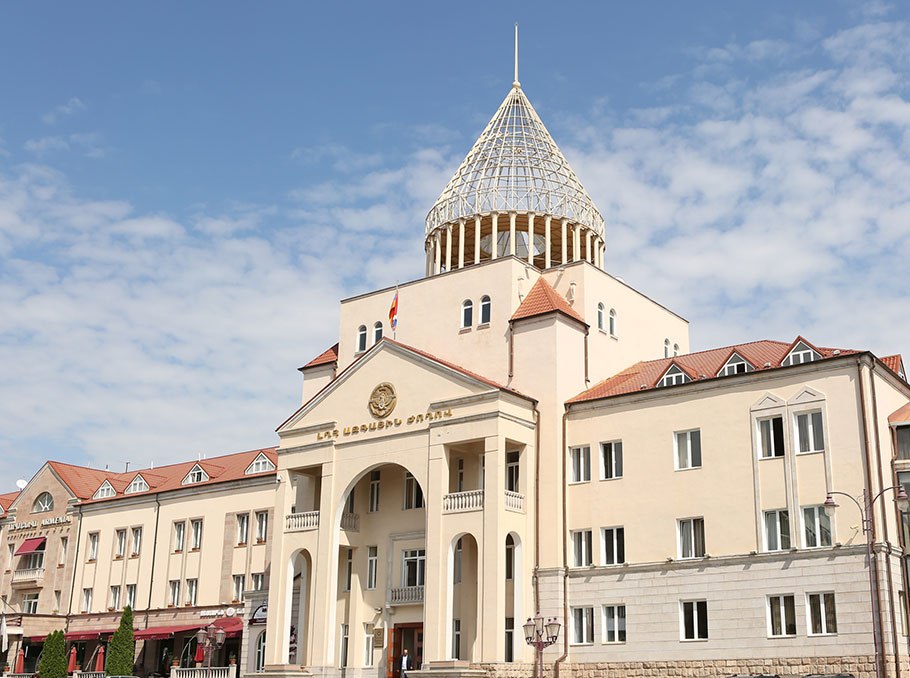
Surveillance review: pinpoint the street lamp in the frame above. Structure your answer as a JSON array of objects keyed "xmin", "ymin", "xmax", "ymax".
[
  {"xmin": 523, "ymin": 612, "xmax": 560, "ymax": 678},
  {"xmin": 194, "ymin": 624, "xmax": 227, "ymax": 678},
  {"xmin": 823, "ymin": 485, "xmax": 909, "ymax": 678}
]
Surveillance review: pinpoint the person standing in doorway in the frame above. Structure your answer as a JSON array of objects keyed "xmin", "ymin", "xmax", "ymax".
[{"xmin": 400, "ymin": 648, "xmax": 413, "ymax": 678}]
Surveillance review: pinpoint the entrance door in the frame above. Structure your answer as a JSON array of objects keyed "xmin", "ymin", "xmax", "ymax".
[{"xmin": 389, "ymin": 623, "xmax": 423, "ymax": 678}]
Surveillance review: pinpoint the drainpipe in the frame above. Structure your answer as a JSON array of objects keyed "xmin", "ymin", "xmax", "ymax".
[
  {"xmin": 533, "ymin": 406, "xmax": 541, "ymax": 614},
  {"xmin": 583, "ymin": 329, "xmax": 589, "ymax": 385},
  {"xmin": 145, "ymin": 494, "xmax": 162, "ymax": 630},
  {"xmin": 554, "ymin": 410, "xmax": 569, "ymax": 678},
  {"xmin": 508, "ymin": 322, "xmax": 514, "ymax": 379},
  {"xmin": 858, "ymin": 356, "xmax": 887, "ymax": 677},
  {"xmin": 66, "ymin": 503, "xmax": 84, "ymax": 623}
]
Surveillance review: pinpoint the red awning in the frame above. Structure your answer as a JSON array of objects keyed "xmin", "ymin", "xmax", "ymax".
[
  {"xmin": 135, "ymin": 624, "xmax": 203, "ymax": 641},
  {"xmin": 65, "ymin": 629, "xmax": 117, "ymax": 641},
  {"xmin": 15, "ymin": 537, "xmax": 47, "ymax": 556},
  {"xmin": 212, "ymin": 617, "xmax": 243, "ymax": 638}
]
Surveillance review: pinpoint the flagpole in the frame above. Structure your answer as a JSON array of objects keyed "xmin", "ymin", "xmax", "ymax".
[{"xmin": 393, "ymin": 282, "xmax": 399, "ymax": 340}]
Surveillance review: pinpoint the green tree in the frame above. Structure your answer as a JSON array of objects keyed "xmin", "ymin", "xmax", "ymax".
[
  {"xmin": 38, "ymin": 629, "xmax": 66, "ymax": 678},
  {"xmin": 106, "ymin": 606, "xmax": 135, "ymax": 676}
]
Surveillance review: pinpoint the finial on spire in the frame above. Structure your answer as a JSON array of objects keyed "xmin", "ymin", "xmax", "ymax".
[{"xmin": 513, "ymin": 22, "xmax": 520, "ymax": 89}]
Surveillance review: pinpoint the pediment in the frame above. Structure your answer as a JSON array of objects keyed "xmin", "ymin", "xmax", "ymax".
[
  {"xmin": 751, "ymin": 392, "xmax": 785, "ymax": 412},
  {"xmin": 788, "ymin": 386, "xmax": 825, "ymax": 405}
]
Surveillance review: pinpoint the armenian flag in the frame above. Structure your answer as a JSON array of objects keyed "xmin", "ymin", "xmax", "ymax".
[{"xmin": 389, "ymin": 289, "xmax": 399, "ymax": 330}]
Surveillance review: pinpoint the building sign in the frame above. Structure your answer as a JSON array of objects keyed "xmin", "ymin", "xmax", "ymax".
[
  {"xmin": 249, "ymin": 604, "xmax": 268, "ymax": 625},
  {"xmin": 369, "ymin": 383, "xmax": 397, "ymax": 418},
  {"xmin": 200, "ymin": 607, "xmax": 242, "ymax": 618},
  {"xmin": 315, "ymin": 407, "xmax": 454, "ymax": 441},
  {"xmin": 10, "ymin": 515, "xmax": 71, "ymax": 531}
]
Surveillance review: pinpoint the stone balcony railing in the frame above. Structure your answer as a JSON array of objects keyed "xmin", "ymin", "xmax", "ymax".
[
  {"xmin": 12, "ymin": 568, "xmax": 45, "ymax": 584},
  {"xmin": 171, "ymin": 666, "xmax": 237, "ymax": 678},
  {"xmin": 504, "ymin": 490, "xmax": 524, "ymax": 513},
  {"xmin": 389, "ymin": 585, "xmax": 424, "ymax": 605},
  {"xmin": 341, "ymin": 512, "xmax": 360, "ymax": 532},
  {"xmin": 442, "ymin": 490, "xmax": 484, "ymax": 513},
  {"xmin": 285, "ymin": 511, "xmax": 319, "ymax": 533}
]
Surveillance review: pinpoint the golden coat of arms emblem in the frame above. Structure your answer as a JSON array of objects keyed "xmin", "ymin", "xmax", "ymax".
[{"xmin": 368, "ymin": 383, "xmax": 397, "ymax": 418}]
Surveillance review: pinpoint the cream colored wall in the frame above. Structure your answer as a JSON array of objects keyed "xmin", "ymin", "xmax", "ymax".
[{"xmin": 301, "ymin": 364, "xmax": 336, "ymax": 406}]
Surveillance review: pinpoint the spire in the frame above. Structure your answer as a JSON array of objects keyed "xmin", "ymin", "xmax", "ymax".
[{"xmin": 513, "ymin": 23, "xmax": 520, "ymax": 89}]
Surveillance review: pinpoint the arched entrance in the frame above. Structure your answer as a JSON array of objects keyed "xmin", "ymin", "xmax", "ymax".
[
  {"xmin": 283, "ymin": 548, "xmax": 312, "ymax": 666},
  {"xmin": 448, "ymin": 533, "xmax": 479, "ymax": 661},
  {"xmin": 504, "ymin": 532, "xmax": 524, "ymax": 662}
]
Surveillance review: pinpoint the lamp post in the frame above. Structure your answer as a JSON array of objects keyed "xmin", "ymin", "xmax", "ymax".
[
  {"xmin": 824, "ymin": 485, "xmax": 910, "ymax": 678},
  {"xmin": 523, "ymin": 612, "xmax": 560, "ymax": 678},
  {"xmin": 194, "ymin": 624, "xmax": 227, "ymax": 678}
]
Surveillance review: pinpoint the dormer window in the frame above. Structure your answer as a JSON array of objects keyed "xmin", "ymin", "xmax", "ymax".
[
  {"xmin": 719, "ymin": 353, "xmax": 755, "ymax": 377},
  {"xmin": 93, "ymin": 481, "xmax": 116, "ymax": 500},
  {"xmin": 357, "ymin": 325, "xmax": 367, "ymax": 353},
  {"xmin": 782, "ymin": 341, "xmax": 821, "ymax": 366},
  {"xmin": 373, "ymin": 322, "xmax": 383, "ymax": 344},
  {"xmin": 658, "ymin": 365, "xmax": 691, "ymax": 388},
  {"xmin": 125, "ymin": 475, "xmax": 149, "ymax": 494},
  {"xmin": 597, "ymin": 303, "xmax": 605, "ymax": 331},
  {"xmin": 246, "ymin": 453, "xmax": 276, "ymax": 475},
  {"xmin": 182, "ymin": 464, "xmax": 209, "ymax": 486}
]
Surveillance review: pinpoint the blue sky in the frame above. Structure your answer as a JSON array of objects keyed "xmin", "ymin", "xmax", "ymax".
[{"xmin": 2, "ymin": 1, "xmax": 909, "ymax": 484}]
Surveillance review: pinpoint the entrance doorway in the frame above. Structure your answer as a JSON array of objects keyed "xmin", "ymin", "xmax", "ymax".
[{"xmin": 388, "ymin": 623, "xmax": 423, "ymax": 678}]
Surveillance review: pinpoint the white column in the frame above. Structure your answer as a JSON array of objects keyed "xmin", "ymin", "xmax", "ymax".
[
  {"xmin": 544, "ymin": 215, "xmax": 551, "ymax": 269},
  {"xmin": 434, "ymin": 231, "xmax": 442, "ymax": 275},
  {"xmin": 527, "ymin": 213, "xmax": 535, "ymax": 265},
  {"xmin": 573, "ymin": 225, "xmax": 581, "ymax": 262},
  {"xmin": 585, "ymin": 230, "xmax": 592, "ymax": 263},
  {"xmin": 458, "ymin": 219, "xmax": 465, "ymax": 269},
  {"xmin": 474, "ymin": 216, "xmax": 481, "ymax": 265},
  {"xmin": 491, "ymin": 212, "xmax": 499, "ymax": 259},
  {"xmin": 561, "ymin": 219, "xmax": 568, "ymax": 265},
  {"xmin": 509, "ymin": 212, "xmax": 517, "ymax": 256},
  {"xmin": 600, "ymin": 241, "xmax": 606, "ymax": 269},
  {"xmin": 445, "ymin": 224, "xmax": 453, "ymax": 272}
]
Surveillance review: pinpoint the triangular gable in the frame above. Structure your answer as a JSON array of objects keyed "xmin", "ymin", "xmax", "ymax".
[
  {"xmin": 717, "ymin": 350, "xmax": 755, "ymax": 377},
  {"xmin": 181, "ymin": 464, "xmax": 210, "ymax": 486},
  {"xmin": 752, "ymin": 393, "xmax": 785, "ymax": 412},
  {"xmin": 510, "ymin": 278, "xmax": 586, "ymax": 326},
  {"xmin": 8, "ymin": 463, "xmax": 78, "ymax": 512},
  {"xmin": 788, "ymin": 386, "xmax": 825, "ymax": 405},
  {"xmin": 780, "ymin": 336, "xmax": 822, "ymax": 366},
  {"xmin": 125, "ymin": 474, "xmax": 150, "ymax": 494},
  {"xmin": 882, "ymin": 354, "xmax": 906, "ymax": 382},
  {"xmin": 656, "ymin": 362, "xmax": 694, "ymax": 388},
  {"xmin": 245, "ymin": 452, "xmax": 276, "ymax": 475},
  {"xmin": 92, "ymin": 480, "xmax": 116, "ymax": 500}
]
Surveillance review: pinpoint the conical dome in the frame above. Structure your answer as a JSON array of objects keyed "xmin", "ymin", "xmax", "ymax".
[{"xmin": 423, "ymin": 84, "xmax": 605, "ymax": 277}]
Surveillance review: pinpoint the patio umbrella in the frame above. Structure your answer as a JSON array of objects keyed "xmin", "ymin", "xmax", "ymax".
[
  {"xmin": 194, "ymin": 641, "xmax": 204, "ymax": 664},
  {"xmin": 14, "ymin": 648, "xmax": 24, "ymax": 674},
  {"xmin": 67, "ymin": 646, "xmax": 77, "ymax": 673},
  {"xmin": 94, "ymin": 646, "xmax": 105, "ymax": 672}
]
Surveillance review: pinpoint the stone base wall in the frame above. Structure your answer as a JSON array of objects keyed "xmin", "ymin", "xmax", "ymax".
[{"xmin": 480, "ymin": 656, "xmax": 910, "ymax": 678}]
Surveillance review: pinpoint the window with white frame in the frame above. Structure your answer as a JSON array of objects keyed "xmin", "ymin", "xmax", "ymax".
[
  {"xmin": 82, "ymin": 588, "xmax": 94, "ymax": 613},
  {"xmin": 719, "ymin": 353, "xmax": 753, "ymax": 376},
  {"xmin": 191, "ymin": 519, "xmax": 202, "ymax": 550},
  {"xmin": 571, "ymin": 607, "xmax": 594, "ymax": 644},
  {"xmin": 168, "ymin": 580, "xmax": 180, "ymax": 607},
  {"xmin": 173, "ymin": 522, "xmax": 185, "ymax": 552},
  {"xmin": 131, "ymin": 527, "xmax": 142, "ymax": 555},
  {"xmin": 601, "ymin": 441, "xmax": 622, "ymax": 480},
  {"xmin": 505, "ymin": 618, "xmax": 514, "ymax": 662},
  {"xmin": 602, "ymin": 527, "xmax": 625, "ymax": 565},
  {"xmin": 597, "ymin": 303, "xmax": 605, "ymax": 331},
  {"xmin": 110, "ymin": 585, "xmax": 121, "ymax": 610},
  {"xmin": 603, "ymin": 604, "xmax": 626, "ymax": 643},
  {"xmin": 674, "ymin": 343, "xmax": 680, "ymax": 357},
  {"xmin": 795, "ymin": 411, "xmax": 825, "ymax": 454},
  {"xmin": 759, "ymin": 416, "xmax": 785, "ymax": 458},
  {"xmin": 664, "ymin": 339, "xmax": 670, "ymax": 358},
  {"xmin": 570, "ymin": 446, "xmax": 591, "ymax": 483},
  {"xmin": 23, "ymin": 593, "xmax": 39, "ymax": 614},
  {"xmin": 807, "ymin": 592, "xmax": 837, "ymax": 635},
  {"xmin": 125, "ymin": 475, "xmax": 149, "ymax": 494},
  {"xmin": 803, "ymin": 506, "xmax": 832, "ymax": 548},
  {"xmin": 367, "ymin": 546, "xmax": 378, "ymax": 590},
  {"xmin": 675, "ymin": 429, "xmax": 702, "ymax": 470},
  {"xmin": 252, "ymin": 573, "xmax": 265, "ymax": 591},
  {"xmin": 680, "ymin": 600, "xmax": 708, "ymax": 640},
  {"xmin": 24, "ymin": 549, "xmax": 44, "ymax": 571},
  {"xmin": 506, "ymin": 451, "xmax": 520, "ymax": 492},
  {"xmin": 764, "ymin": 510, "xmax": 791, "ymax": 551},
  {"xmin": 403, "ymin": 472, "xmax": 423, "ymax": 509},
  {"xmin": 246, "ymin": 453, "xmax": 275, "ymax": 475},
  {"xmin": 88, "ymin": 533, "xmax": 99, "ymax": 561},
  {"xmin": 572, "ymin": 529, "xmax": 593, "ymax": 567},
  {"xmin": 186, "ymin": 578, "xmax": 198, "ymax": 606},
  {"xmin": 237, "ymin": 514, "xmax": 250, "ymax": 544},
  {"xmin": 454, "ymin": 538, "xmax": 463, "ymax": 584},
  {"xmin": 678, "ymin": 518, "xmax": 705, "ymax": 559},
  {"xmin": 369, "ymin": 470, "xmax": 381, "ymax": 512},
  {"xmin": 768, "ymin": 594, "xmax": 796, "ymax": 637},
  {"xmin": 402, "ymin": 549, "xmax": 426, "ymax": 587},
  {"xmin": 357, "ymin": 325, "xmax": 367, "ymax": 352},
  {"xmin": 659, "ymin": 364, "xmax": 690, "ymax": 388},
  {"xmin": 363, "ymin": 624, "xmax": 374, "ymax": 666},
  {"xmin": 115, "ymin": 529, "xmax": 126, "ymax": 558},
  {"xmin": 32, "ymin": 492, "xmax": 54, "ymax": 513},
  {"xmin": 373, "ymin": 321, "xmax": 383, "ymax": 344},
  {"xmin": 345, "ymin": 490, "xmax": 355, "ymax": 515},
  {"xmin": 93, "ymin": 481, "xmax": 116, "ymax": 500},
  {"xmin": 256, "ymin": 631, "xmax": 267, "ymax": 673},
  {"xmin": 126, "ymin": 584, "xmax": 136, "ymax": 609},
  {"xmin": 452, "ymin": 619, "xmax": 461, "ymax": 659},
  {"xmin": 461, "ymin": 300, "xmax": 473, "ymax": 328},
  {"xmin": 342, "ymin": 548, "xmax": 352, "ymax": 592},
  {"xmin": 480, "ymin": 296, "xmax": 491, "ymax": 324},
  {"xmin": 256, "ymin": 511, "xmax": 268, "ymax": 542},
  {"xmin": 59, "ymin": 536, "xmax": 68, "ymax": 566},
  {"xmin": 456, "ymin": 458, "xmax": 465, "ymax": 492},
  {"xmin": 233, "ymin": 574, "xmax": 245, "ymax": 602},
  {"xmin": 609, "ymin": 309, "xmax": 616, "ymax": 337},
  {"xmin": 340, "ymin": 624, "xmax": 349, "ymax": 668},
  {"xmin": 182, "ymin": 464, "xmax": 209, "ymax": 485},
  {"xmin": 782, "ymin": 341, "xmax": 820, "ymax": 366}
]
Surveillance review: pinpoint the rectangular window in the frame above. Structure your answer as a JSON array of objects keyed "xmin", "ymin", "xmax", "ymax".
[
  {"xmin": 363, "ymin": 624, "xmax": 374, "ymax": 666},
  {"xmin": 403, "ymin": 472, "xmax": 424, "ymax": 509},
  {"xmin": 764, "ymin": 510, "xmax": 791, "ymax": 551},
  {"xmin": 768, "ymin": 595, "xmax": 796, "ymax": 637},
  {"xmin": 345, "ymin": 492, "xmax": 355, "ymax": 514},
  {"xmin": 454, "ymin": 539, "xmax": 463, "ymax": 584},
  {"xmin": 457, "ymin": 458, "xmax": 465, "ymax": 492},
  {"xmin": 233, "ymin": 575, "xmax": 245, "ymax": 602},
  {"xmin": 115, "ymin": 530, "xmax": 126, "ymax": 558},
  {"xmin": 675, "ymin": 430, "xmax": 702, "ymax": 470},
  {"xmin": 367, "ymin": 546, "xmax": 378, "ymax": 590},
  {"xmin": 506, "ymin": 451, "xmax": 520, "ymax": 492},
  {"xmin": 601, "ymin": 441, "xmax": 623, "ymax": 480},
  {"xmin": 126, "ymin": 584, "xmax": 136, "ymax": 609},
  {"xmin": 191, "ymin": 519, "xmax": 203, "ymax": 550},
  {"xmin": 174, "ymin": 522, "xmax": 185, "ymax": 552},
  {"xmin": 256, "ymin": 511, "xmax": 268, "ymax": 543},
  {"xmin": 237, "ymin": 514, "xmax": 250, "ymax": 545},
  {"xmin": 59, "ymin": 537, "xmax": 68, "ymax": 566},
  {"xmin": 571, "ymin": 607, "xmax": 594, "ymax": 644},
  {"xmin": 452, "ymin": 619, "xmax": 461, "ymax": 659},
  {"xmin": 796, "ymin": 411, "xmax": 825, "ymax": 454},
  {"xmin": 678, "ymin": 518, "xmax": 706, "ymax": 559},
  {"xmin": 759, "ymin": 417, "xmax": 785, "ymax": 458},
  {"xmin": 88, "ymin": 533, "xmax": 99, "ymax": 561},
  {"xmin": 898, "ymin": 426, "xmax": 910, "ymax": 461},
  {"xmin": 681, "ymin": 600, "xmax": 708, "ymax": 640},
  {"xmin": 505, "ymin": 538, "xmax": 514, "ymax": 580},
  {"xmin": 23, "ymin": 593, "xmax": 39, "ymax": 615},
  {"xmin": 54, "ymin": 590, "xmax": 61, "ymax": 612},
  {"xmin": 807, "ymin": 592, "xmax": 837, "ymax": 635},
  {"xmin": 25, "ymin": 551, "xmax": 44, "ymax": 571},
  {"xmin": 110, "ymin": 585, "xmax": 120, "ymax": 609},
  {"xmin": 505, "ymin": 618, "xmax": 514, "ymax": 662},
  {"xmin": 340, "ymin": 624, "xmax": 349, "ymax": 668},
  {"xmin": 402, "ymin": 549, "xmax": 426, "ymax": 587},
  {"xmin": 131, "ymin": 527, "xmax": 142, "ymax": 556},
  {"xmin": 186, "ymin": 579, "xmax": 198, "ymax": 606},
  {"xmin": 82, "ymin": 587, "xmax": 93, "ymax": 613},
  {"xmin": 7, "ymin": 544, "xmax": 14, "ymax": 570},
  {"xmin": 572, "ymin": 530, "xmax": 593, "ymax": 567},
  {"xmin": 168, "ymin": 580, "xmax": 180, "ymax": 607},
  {"xmin": 803, "ymin": 506, "xmax": 833, "ymax": 548},
  {"xmin": 570, "ymin": 446, "xmax": 591, "ymax": 483},
  {"xmin": 602, "ymin": 605, "xmax": 626, "ymax": 643},
  {"xmin": 368, "ymin": 471, "xmax": 381, "ymax": 513},
  {"xmin": 252, "ymin": 573, "xmax": 265, "ymax": 591},
  {"xmin": 602, "ymin": 527, "xmax": 625, "ymax": 565},
  {"xmin": 342, "ymin": 548, "xmax": 353, "ymax": 592}
]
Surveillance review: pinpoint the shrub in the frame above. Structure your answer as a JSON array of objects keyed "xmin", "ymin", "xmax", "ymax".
[
  {"xmin": 106, "ymin": 606, "xmax": 135, "ymax": 676},
  {"xmin": 38, "ymin": 629, "xmax": 66, "ymax": 678}
]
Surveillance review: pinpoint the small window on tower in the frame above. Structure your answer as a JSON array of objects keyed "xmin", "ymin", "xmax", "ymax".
[
  {"xmin": 480, "ymin": 296, "xmax": 491, "ymax": 324},
  {"xmin": 461, "ymin": 300, "xmax": 473, "ymax": 328},
  {"xmin": 373, "ymin": 322, "xmax": 383, "ymax": 344},
  {"xmin": 357, "ymin": 326, "xmax": 367, "ymax": 353}
]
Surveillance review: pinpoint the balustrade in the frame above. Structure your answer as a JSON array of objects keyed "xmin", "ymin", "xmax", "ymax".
[{"xmin": 285, "ymin": 511, "xmax": 319, "ymax": 533}]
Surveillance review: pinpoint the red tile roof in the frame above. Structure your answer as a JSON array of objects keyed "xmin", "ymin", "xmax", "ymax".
[
  {"xmin": 46, "ymin": 447, "xmax": 277, "ymax": 504},
  {"xmin": 568, "ymin": 337, "xmax": 860, "ymax": 404},
  {"xmin": 0, "ymin": 491, "xmax": 20, "ymax": 512},
  {"xmin": 882, "ymin": 354, "xmax": 905, "ymax": 380},
  {"xmin": 300, "ymin": 343, "xmax": 339, "ymax": 370},
  {"xmin": 511, "ymin": 278, "xmax": 586, "ymax": 325},
  {"xmin": 889, "ymin": 403, "xmax": 910, "ymax": 425}
]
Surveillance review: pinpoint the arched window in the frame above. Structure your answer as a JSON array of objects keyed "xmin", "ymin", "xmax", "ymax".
[
  {"xmin": 357, "ymin": 325, "xmax": 367, "ymax": 352},
  {"xmin": 597, "ymin": 303, "xmax": 605, "ymax": 331},
  {"xmin": 255, "ymin": 631, "xmax": 267, "ymax": 672},
  {"xmin": 373, "ymin": 322, "xmax": 383, "ymax": 344},
  {"xmin": 480, "ymin": 296, "xmax": 491, "ymax": 324},
  {"xmin": 664, "ymin": 339, "xmax": 670, "ymax": 358},
  {"xmin": 674, "ymin": 343, "xmax": 680, "ymax": 357},
  {"xmin": 462, "ymin": 300, "xmax": 473, "ymax": 328},
  {"xmin": 32, "ymin": 492, "xmax": 54, "ymax": 513},
  {"xmin": 609, "ymin": 309, "xmax": 617, "ymax": 337}
]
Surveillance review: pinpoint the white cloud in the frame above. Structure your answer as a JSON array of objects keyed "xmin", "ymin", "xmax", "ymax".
[
  {"xmin": 42, "ymin": 97, "xmax": 86, "ymax": 125},
  {"xmin": 24, "ymin": 132, "xmax": 108, "ymax": 158}
]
